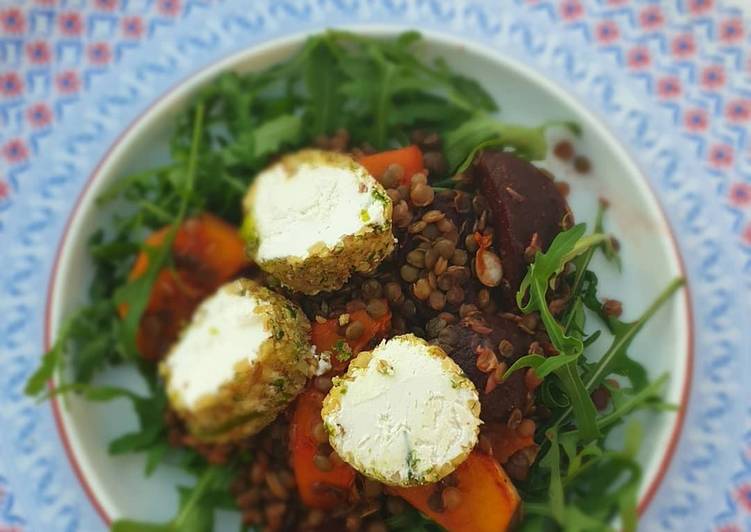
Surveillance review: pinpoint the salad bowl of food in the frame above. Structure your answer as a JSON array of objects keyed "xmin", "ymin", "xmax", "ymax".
[{"xmin": 22, "ymin": 27, "xmax": 695, "ymax": 532}]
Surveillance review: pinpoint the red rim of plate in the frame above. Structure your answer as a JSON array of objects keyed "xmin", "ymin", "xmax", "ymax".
[{"xmin": 42, "ymin": 49, "xmax": 695, "ymax": 530}]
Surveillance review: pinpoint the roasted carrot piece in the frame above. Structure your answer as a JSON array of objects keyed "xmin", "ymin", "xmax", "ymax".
[
  {"xmin": 122, "ymin": 213, "xmax": 250, "ymax": 360},
  {"xmin": 310, "ymin": 303, "xmax": 391, "ymax": 372},
  {"xmin": 358, "ymin": 145, "xmax": 424, "ymax": 185},
  {"xmin": 393, "ymin": 452, "xmax": 521, "ymax": 532},
  {"xmin": 290, "ymin": 389, "xmax": 356, "ymax": 509}
]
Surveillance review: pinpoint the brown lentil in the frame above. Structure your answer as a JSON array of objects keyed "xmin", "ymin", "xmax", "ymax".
[
  {"xmin": 507, "ymin": 408, "xmax": 523, "ymax": 431},
  {"xmin": 553, "ymin": 140, "xmax": 575, "ymax": 160},
  {"xmin": 413, "ymin": 278, "xmax": 432, "ymax": 300},
  {"xmin": 528, "ymin": 341, "xmax": 544, "ymax": 355},
  {"xmin": 573, "ymin": 154, "xmax": 592, "ymax": 173},
  {"xmin": 451, "ymin": 248, "xmax": 468, "ymax": 266},
  {"xmin": 410, "ymin": 172, "xmax": 428, "ymax": 187},
  {"xmin": 524, "ymin": 232, "xmax": 541, "ymax": 263},
  {"xmin": 408, "ymin": 220, "xmax": 426, "ymax": 234},
  {"xmin": 434, "ymin": 238, "xmax": 455, "ymax": 259},
  {"xmin": 381, "ymin": 163, "xmax": 404, "ymax": 188},
  {"xmin": 438, "ymin": 325, "xmax": 459, "ymax": 346},
  {"xmin": 498, "ymin": 339, "xmax": 514, "ymax": 359},
  {"xmin": 561, "ymin": 208, "xmax": 575, "ymax": 230},
  {"xmin": 434, "ymin": 256, "xmax": 448, "ymax": 276},
  {"xmin": 429, "ymin": 290, "xmax": 446, "ymax": 311},
  {"xmin": 465, "ymin": 233, "xmax": 479, "ymax": 252},
  {"xmin": 422, "ymin": 223, "xmax": 440, "ymax": 240},
  {"xmin": 313, "ymin": 454, "xmax": 333, "ymax": 472},
  {"xmin": 345, "ymin": 320, "xmax": 365, "ymax": 341},
  {"xmin": 505, "ymin": 449, "xmax": 530, "ymax": 481},
  {"xmin": 447, "ymin": 265, "xmax": 470, "ymax": 283},
  {"xmin": 392, "ymin": 200, "xmax": 411, "ymax": 227},
  {"xmin": 525, "ymin": 368, "xmax": 543, "ymax": 390},
  {"xmin": 306, "ymin": 510, "xmax": 325, "ymax": 527},
  {"xmin": 424, "ymin": 247, "xmax": 439, "ymax": 270},
  {"xmin": 443, "ymin": 228, "xmax": 459, "ymax": 246},
  {"xmin": 406, "ymin": 249, "xmax": 426, "ymax": 268},
  {"xmin": 411, "ymin": 183, "xmax": 435, "ymax": 207},
  {"xmin": 366, "ymin": 299, "xmax": 389, "ymax": 319},
  {"xmin": 362, "ymin": 279, "xmax": 383, "ymax": 299},
  {"xmin": 426, "ymin": 317, "xmax": 448, "ymax": 338},
  {"xmin": 345, "ymin": 514, "xmax": 362, "ymax": 531},
  {"xmin": 591, "ymin": 386, "xmax": 610, "ymax": 411},
  {"xmin": 402, "ymin": 299, "xmax": 417, "ymax": 318},
  {"xmin": 518, "ymin": 419, "xmax": 536, "ymax": 438},
  {"xmin": 237, "ymin": 489, "xmax": 261, "ymax": 509},
  {"xmin": 313, "ymin": 375, "xmax": 333, "ymax": 393},
  {"xmin": 250, "ymin": 461, "xmax": 266, "ymax": 485},
  {"xmin": 384, "ymin": 282, "xmax": 404, "ymax": 304},
  {"xmin": 437, "ymin": 273, "xmax": 454, "ymax": 291},
  {"xmin": 549, "ymin": 297, "xmax": 567, "ymax": 316},
  {"xmin": 437, "ymin": 217, "xmax": 455, "ymax": 233},
  {"xmin": 438, "ymin": 311, "xmax": 457, "ymax": 324},
  {"xmin": 477, "ymin": 288, "xmax": 491, "ymax": 308},
  {"xmin": 397, "ymin": 184, "xmax": 410, "ymax": 200},
  {"xmin": 555, "ymin": 180, "xmax": 571, "ymax": 198},
  {"xmin": 400, "ymin": 264, "xmax": 420, "ymax": 283},
  {"xmin": 519, "ymin": 313, "xmax": 539, "ymax": 334},
  {"xmin": 454, "ymin": 191, "xmax": 472, "ymax": 213},
  {"xmin": 312, "ymin": 422, "xmax": 328, "ymax": 443},
  {"xmin": 602, "ymin": 298, "xmax": 623, "ymax": 318},
  {"xmin": 421, "ymin": 132, "xmax": 441, "ymax": 150},
  {"xmin": 265, "ymin": 471, "xmax": 289, "ymax": 500},
  {"xmin": 422, "ymin": 209, "xmax": 445, "ymax": 223},
  {"xmin": 423, "ymin": 150, "xmax": 448, "ymax": 176},
  {"xmin": 386, "ymin": 188, "xmax": 401, "ymax": 204},
  {"xmin": 346, "ymin": 299, "xmax": 366, "ymax": 313},
  {"xmin": 427, "ymin": 489, "xmax": 445, "ymax": 513},
  {"xmin": 459, "ymin": 303, "xmax": 479, "ymax": 320},
  {"xmin": 441, "ymin": 487, "xmax": 462, "ymax": 511}
]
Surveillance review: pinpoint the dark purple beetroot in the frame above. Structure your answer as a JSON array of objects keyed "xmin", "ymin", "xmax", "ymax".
[
  {"xmin": 447, "ymin": 314, "xmax": 536, "ymax": 423},
  {"xmin": 472, "ymin": 151, "xmax": 568, "ymax": 307}
]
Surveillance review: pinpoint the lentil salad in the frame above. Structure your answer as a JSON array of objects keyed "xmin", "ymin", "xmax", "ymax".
[{"xmin": 26, "ymin": 31, "xmax": 684, "ymax": 532}]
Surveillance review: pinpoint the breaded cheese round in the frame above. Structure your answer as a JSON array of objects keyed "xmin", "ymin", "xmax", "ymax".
[
  {"xmin": 321, "ymin": 334, "xmax": 481, "ymax": 486},
  {"xmin": 242, "ymin": 149, "xmax": 394, "ymax": 295},
  {"xmin": 161, "ymin": 278, "xmax": 315, "ymax": 443}
]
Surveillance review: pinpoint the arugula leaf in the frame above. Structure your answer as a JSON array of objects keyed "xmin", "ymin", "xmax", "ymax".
[
  {"xmin": 24, "ymin": 312, "xmax": 77, "ymax": 396},
  {"xmin": 553, "ymin": 278, "xmax": 684, "ymax": 429},
  {"xmin": 111, "ymin": 466, "xmax": 233, "ymax": 532},
  {"xmin": 503, "ymin": 352, "xmax": 579, "ymax": 380},
  {"xmin": 386, "ymin": 508, "xmax": 445, "ymax": 531},
  {"xmin": 304, "ymin": 41, "xmax": 342, "ymax": 135},
  {"xmin": 114, "ymin": 103, "xmax": 206, "ymax": 359},
  {"xmin": 443, "ymin": 115, "xmax": 549, "ymax": 173}
]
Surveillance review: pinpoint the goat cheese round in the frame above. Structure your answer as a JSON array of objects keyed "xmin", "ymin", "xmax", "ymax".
[
  {"xmin": 161, "ymin": 278, "xmax": 316, "ymax": 443},
  {"xmin": 321, "ymin": 334, "xmax": 481, "ymax": 486},
  {"xmin": 242, "ymin": 149, "xmax": 394, "ymax": 294}
]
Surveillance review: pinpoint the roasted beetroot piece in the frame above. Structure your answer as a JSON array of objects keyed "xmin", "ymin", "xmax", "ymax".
[
  {"xmin": 473, "ymin": 151, "xmax": 568, "ymax": 307},
  {"xmin": 447, "ymin": 314, "xmax": 539, "ymax": 423}
]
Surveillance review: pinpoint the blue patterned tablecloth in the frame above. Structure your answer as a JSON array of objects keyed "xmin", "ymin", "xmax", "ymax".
[{"xmin": 0, "ymin": 1, "xmax": 750, "ymax": 531}]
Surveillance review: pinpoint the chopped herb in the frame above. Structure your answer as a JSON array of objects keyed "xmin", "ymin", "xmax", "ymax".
[
  {"xmin": 371, "ymin": 187, "xmax": 389, "ymax": 206},
  {"xmin": 333, "ymin": 339, "xmax": 353, "ymax": 362}
]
